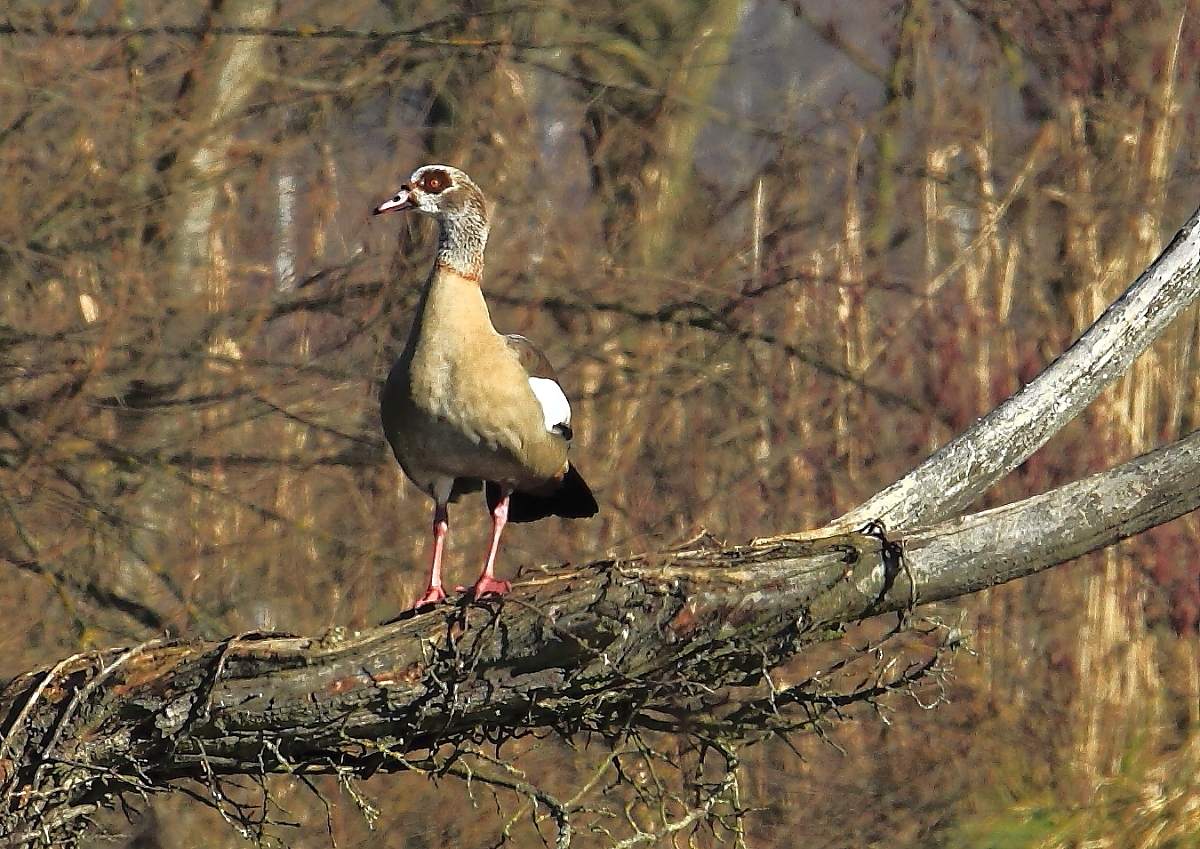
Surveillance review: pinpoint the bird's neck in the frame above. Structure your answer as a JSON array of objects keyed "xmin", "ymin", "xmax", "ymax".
[{"xmin": 435, "ymin": 214, "xmax": 489, "ymax": 281}]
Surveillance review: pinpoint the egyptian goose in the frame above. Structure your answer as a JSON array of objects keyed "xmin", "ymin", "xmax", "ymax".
[{"xmin": 373, "ymin": 165, "xmax": 598, "ymax": 608}]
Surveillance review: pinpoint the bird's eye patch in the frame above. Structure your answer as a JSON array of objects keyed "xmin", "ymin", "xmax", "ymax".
[{"xmin": 420, "ymin": 169, "xmax": 450, "ymax": 193}]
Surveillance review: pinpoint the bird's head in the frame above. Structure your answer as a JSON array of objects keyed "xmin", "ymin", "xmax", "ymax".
[
  {"xmin": 374, "ymin": 165, "xmax": 491, "ymax": 279},
  {"xmin": 373, "ymin": 165, "xmax": 488, "ymax": 227}
]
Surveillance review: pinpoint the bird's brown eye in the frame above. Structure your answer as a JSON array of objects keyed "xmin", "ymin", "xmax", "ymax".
[{"xmin": 421, "ymin": 170, "xmax": 449, "ymax": 193}]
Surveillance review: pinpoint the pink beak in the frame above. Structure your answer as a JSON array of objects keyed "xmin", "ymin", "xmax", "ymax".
[{"xmin": 373, "ymin": 187, "xmax": 415, "ymax": 215}]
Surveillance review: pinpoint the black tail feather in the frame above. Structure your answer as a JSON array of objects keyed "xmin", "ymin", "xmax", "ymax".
[{"xmin": 487, "ymin": 464, "xmax": 599, "ymax": 523}]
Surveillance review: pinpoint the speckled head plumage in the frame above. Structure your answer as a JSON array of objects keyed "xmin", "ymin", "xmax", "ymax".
[{"xmin": 374, "ymin": 165, "xmax": 490, "ymax": 280}]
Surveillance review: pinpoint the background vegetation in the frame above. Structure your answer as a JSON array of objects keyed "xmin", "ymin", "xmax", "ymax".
[{"xmin": 1, "ymin": 0, "xmax": 1199, "ymax": 845}]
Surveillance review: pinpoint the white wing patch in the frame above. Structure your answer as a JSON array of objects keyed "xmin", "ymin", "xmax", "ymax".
[{"xmin": 529, "ymin": 376, "xmax": 571, "ymax": 433}]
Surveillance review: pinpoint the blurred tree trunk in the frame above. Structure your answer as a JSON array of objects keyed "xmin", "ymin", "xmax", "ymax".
[
  {"xmin": 573, "ymin": 0, "xmax": 746, "ymax": 267},
  {"xmin": 638, "ymin": 1, "xmax": 744, "ymax": 267},
  {"xmin": 173, "ymin": 0, "xmax": 272, "ymax": 297},
  {"xmin": 117, "ymin": 0, "xmax": 273, "ymax": 634}
]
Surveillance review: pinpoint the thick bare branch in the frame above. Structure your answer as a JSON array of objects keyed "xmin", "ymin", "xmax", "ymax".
[
  {"xmin": 878, "ymin": 426, "xmax": 1200, "ymax": 608},
  {"xmin": 5, "ymin": 418, "xmax": 1200, "ymax": 845},
  {"xmin": 840, "ymin": 202, "xmax": 1200, "ymax": 532}
]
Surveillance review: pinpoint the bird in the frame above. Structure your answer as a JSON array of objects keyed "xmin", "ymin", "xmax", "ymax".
[{"xmin": 373, "ymin": 165, "xmax": 598, "ymax": 609}]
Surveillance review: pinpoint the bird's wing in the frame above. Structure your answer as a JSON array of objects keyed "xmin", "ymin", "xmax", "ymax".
[{"xmin": 503, "ymin": 334, "xmax": 572, "ymax": 439}]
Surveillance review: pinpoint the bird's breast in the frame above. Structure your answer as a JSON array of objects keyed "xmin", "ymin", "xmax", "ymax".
[{"xmin": 383, "ymin": 336, "xmax": 567, "ymax": 489}]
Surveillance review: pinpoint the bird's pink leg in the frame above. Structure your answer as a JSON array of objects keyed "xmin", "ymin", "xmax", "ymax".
[
  {"xmin": 411, "ymin": 501, "xmax": 450, "ymax": 608},
  {"xmin": 470, "ymin": 489, "xmax": 512, "ymax": 598}
]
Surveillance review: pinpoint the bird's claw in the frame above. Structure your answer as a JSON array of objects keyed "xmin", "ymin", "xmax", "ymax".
[
  {"xmin": 465, "ymin": 575, "xmax": 511, "ymax": 599},
  {"xmin": 409, "ymin": 585, "xmax": 449, "ymax": 609}
]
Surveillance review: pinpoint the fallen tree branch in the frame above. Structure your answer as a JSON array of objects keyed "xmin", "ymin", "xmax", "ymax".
[{"xmin": 4, "ymin": 415, "xmax": 1200, "ymax": 844}]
